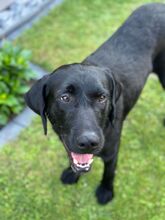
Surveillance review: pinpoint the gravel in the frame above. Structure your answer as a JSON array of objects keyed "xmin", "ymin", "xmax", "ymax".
[{"xmin": 0, "ymin": 0, "xmax": 52, "ymax": 36}]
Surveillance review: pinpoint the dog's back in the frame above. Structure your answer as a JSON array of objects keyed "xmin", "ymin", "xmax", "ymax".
[
  {"xmin": 84, "ymin": 3, "xmax": 165, "ymax": 115},
  {"xmin": 119, "ymin": 3, "xmax": 165, "ymax": 50}
]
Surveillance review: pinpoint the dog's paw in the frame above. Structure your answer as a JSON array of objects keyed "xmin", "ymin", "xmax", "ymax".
[
  {"xmin": 60, "ymin": 167, "xmax": 80, "ymax": 184},
  {"xmin": 95, "ymin": 184, "xmax": 114, "ymax": 205}
]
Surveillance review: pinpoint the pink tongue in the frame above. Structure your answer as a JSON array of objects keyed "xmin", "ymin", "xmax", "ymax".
[{"xmin": 71, "ymin": 152, "xmax": 93, "ymax": 163}]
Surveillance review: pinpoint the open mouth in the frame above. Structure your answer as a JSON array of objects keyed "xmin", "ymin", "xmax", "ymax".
[{"xmin": 70, "ymin": 152, "xmax": 94, "ymax": 173}]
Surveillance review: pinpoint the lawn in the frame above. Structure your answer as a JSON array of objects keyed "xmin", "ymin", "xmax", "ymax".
[{"xmin": 1, "ymin": 0, "xmax": 165, "ymax": 219}]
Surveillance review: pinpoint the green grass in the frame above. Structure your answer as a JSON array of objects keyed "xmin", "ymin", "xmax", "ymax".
[{"xmin": 1, "ymin": 0, "xmax": 165, "ymax": 219}]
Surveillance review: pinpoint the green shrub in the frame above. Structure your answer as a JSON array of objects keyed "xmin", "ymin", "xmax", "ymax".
[{"xmin": 0, "ymin": 41, "xmax": 35, "ymax": 127}]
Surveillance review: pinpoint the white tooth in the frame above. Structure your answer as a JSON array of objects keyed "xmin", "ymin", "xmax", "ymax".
[
  {"xmin": 77, "ymin": 163, "xmax": 89, "ymax": 168},
  {"xmin": 89, "ymin": 159, "xmax": 93, "ymax": 164},
  {"xmin": 73, "ymin": 158, "xmax": 78, "ymax": 164},
  {"xmin": 77, "ymin": 163, "xmax": 82, "ymax": 168}
]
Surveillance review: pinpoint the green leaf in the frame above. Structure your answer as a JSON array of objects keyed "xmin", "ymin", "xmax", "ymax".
[
  {"xmin": 0, "ymin": 40, "xmax": 35, "ymax": 125},
  {"xmin": 0, "ymin": 114, "xmax": 8, "ymax": 125}
]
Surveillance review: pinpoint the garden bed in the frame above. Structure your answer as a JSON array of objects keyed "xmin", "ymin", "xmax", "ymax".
[{"xmin": 0, "ymin": 0, "xmax": 63, "ymax": 142}]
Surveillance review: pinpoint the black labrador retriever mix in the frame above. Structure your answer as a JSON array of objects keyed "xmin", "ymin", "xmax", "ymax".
[{"xmin": 25, "ymin": 3, "xmax": 165, "ymax": 204}]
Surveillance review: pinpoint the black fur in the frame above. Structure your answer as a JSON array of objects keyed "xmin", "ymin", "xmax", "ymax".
[{"xmin": 25, "ymin": 4, "xmax": 165, "ymax": 204}]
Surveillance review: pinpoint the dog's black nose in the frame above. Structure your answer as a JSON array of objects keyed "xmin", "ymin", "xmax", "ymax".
[{"xmin": 77, "ymin": 132, "xmax": 99, "ymax": 149}]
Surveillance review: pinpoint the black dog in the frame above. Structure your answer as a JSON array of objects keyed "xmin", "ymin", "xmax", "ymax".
[{"xmin": 25, "ymin": 3, "xmax": 165, "ymax": 204}]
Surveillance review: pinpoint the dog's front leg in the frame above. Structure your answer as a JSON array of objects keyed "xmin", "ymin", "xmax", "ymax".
[
  {"xmin": 61, "ymin": 167, "xmax": 80, "ymax": 184},
  {"xmin": 96, "ymin": 121, "xmax": 123, "ymax": 204},
  {"xmin": 96, "ymin": 155, "xmax": 118, "ymax": 204}
]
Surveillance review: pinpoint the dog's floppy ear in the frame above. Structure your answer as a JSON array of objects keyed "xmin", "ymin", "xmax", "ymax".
[
  {"xmin": 24, "ymin": 75, "xmax": 49, "ymax": 135},
  {"xmin": 106, "ymin": 72, "xmax": 122, "ymax": 125}
]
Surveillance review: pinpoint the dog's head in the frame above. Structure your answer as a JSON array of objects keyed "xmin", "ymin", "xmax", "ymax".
[{"xmin": 25, "ymin": 64, "xmax": 121, "ymax": 173}]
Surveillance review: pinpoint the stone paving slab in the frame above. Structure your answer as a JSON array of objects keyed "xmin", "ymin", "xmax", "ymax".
[
  {"xmin": 0, "ymin": 0, "xmax": 14, "ymax": 11},
  {"xmin": 0, "ymin": 0, "xmax": 52, "ymax": 36},
  {"xmin": 1, "ymin": 0, "xmax": 64, "ymax": 40}
]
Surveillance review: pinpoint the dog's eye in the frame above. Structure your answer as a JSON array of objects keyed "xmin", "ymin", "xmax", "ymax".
[
  {"xmin": 98, "ymin": 94, "xmax": 107, "ymax": 103},
  {"xmin": 60, "ymin": 94, "xmax": 70, "ymax": 103}
]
